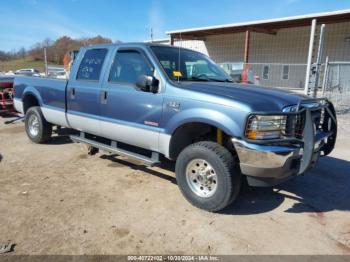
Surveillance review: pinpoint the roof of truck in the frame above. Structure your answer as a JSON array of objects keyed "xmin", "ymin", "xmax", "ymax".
[
  {"xmin": 82, "ymin": 42, "xmax": 199, "ymax": 54},
  {"xmin": 84, "ymin": 42, "xmax": 173, "ymax": 49}
]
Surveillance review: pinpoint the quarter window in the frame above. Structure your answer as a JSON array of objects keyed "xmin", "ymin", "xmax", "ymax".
[
  {"xmin": 109, "ymin": 50, "xmax": 153, "ymax": 84},
  {"xmin": 282, "ymin": 65, "xmax": 289, "ymax": 80},
  {"xmin": 77, "ymin": 49, "xmax": 108, "ymax": 81},
  {"xmin": 262, "ymin": 65, "xmax": 269, "ymax": 80}
]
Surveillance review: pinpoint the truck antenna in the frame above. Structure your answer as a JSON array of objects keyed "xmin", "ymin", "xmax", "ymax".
[{"xmin": 177, "ymin": 32, "xmax": 182, "ymax": 83}]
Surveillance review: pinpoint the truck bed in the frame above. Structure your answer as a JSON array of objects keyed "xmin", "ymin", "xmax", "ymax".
[{"xmin": 14, "ymin": 76, "xmax": 67, "ymax": 112}]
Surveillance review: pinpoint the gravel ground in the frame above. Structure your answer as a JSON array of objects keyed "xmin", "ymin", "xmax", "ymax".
[{"xmin": 0, "ymin": 113, "xmax": 349, "ymax": 255}]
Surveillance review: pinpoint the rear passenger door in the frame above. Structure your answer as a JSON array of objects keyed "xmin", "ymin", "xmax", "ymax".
[
  {"xmin": 66, "ymin": 48, "xmax": 109, "ymax": 136},
  {"xmin": 100, "ymin": 48, "xmax": 163, "ymax": 151}
]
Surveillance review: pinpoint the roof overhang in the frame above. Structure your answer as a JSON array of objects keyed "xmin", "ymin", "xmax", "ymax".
[{"xmin": 167, "ymin": 9, "xmax": 350, "ymax": 39}]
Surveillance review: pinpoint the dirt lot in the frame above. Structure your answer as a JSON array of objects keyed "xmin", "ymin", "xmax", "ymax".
[{"xmin": 0, "ymin": 113, "xmax": 350, "ymax": 255}]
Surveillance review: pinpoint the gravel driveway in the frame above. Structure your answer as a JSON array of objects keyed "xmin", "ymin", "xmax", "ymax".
[{"xmin": 0, "ymin": 113, "xmax": 349, "ymax": 255}]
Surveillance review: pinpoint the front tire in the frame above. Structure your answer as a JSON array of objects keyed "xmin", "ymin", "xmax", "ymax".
[
  {"xmin": 25, "ymin": 106, "xmax": 52, "ymax": 143},
  {"xmin": 175, "ymin": 141, "xmax": 241, "ymax": 212}
]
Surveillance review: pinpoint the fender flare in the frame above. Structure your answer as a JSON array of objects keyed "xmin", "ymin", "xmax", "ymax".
[
  {"xmin": 21, "ymin": 87, "xmax": 43, "ymax": 113},
  {"xmin": 165, "ymin": 108, "xmax": 241, "ymax": 137},
  {"xmin": 22, "ymin": 87, "xmax": 43, "ymax": 105}
]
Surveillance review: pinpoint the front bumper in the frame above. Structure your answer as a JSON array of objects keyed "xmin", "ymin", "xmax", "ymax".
[
  {"xmin": 233, "ymin": 99, "xmax": 337, "ymax": 187},
  {"xmin": 232, "ymin": 138, "xmax": 302, "ymax": 186}
]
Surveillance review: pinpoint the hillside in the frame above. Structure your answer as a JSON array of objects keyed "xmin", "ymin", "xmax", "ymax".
[
  {"xmin": 0, "ymin": 35, "xmax": 113, "ymax": 73},
  {"xmin": 0, "ymin": 58, "xmax": 61, "ymax": 72}
]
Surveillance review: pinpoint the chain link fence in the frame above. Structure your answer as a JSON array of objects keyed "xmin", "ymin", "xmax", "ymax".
[
  {"xmin": 321, "ymin": 62, "xmax": 350, "ymax": 113},
  {"xmin": 246, "ymin": 63, "xmax": 307, "ymax": 90},
  {"xmin": 174, "ymin": 21, "xmax": 350, "ymax": 113},
  {"xmin": 245, "ymin": 61, "xmax": 350, "ymax": 113}
]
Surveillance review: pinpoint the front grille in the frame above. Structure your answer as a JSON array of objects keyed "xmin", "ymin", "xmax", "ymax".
[
  {"xmin": 283, "ymin": 113, "xmax": 305, "ymax": 139},
  {"xmin": 283, "ymin": 106, "xmax": 325, "ymax": 140}
]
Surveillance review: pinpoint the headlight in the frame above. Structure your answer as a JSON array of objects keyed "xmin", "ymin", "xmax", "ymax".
[
  {"xmin": 282, "ymin": 105, "xmax": 298, "ymax": 112},
  {"xmin": 245, "ymin": 115, "xmax": 287, "ymax": 140}
]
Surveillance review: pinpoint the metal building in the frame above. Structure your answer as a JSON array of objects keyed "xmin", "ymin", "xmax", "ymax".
[{"xmin": 166, "ymin": 9, "xmax": 350, "ymax": 110}]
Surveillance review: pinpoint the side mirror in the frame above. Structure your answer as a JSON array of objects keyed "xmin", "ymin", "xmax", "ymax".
[{"xmin": 136, "ymin": 75, "xmax": 159, "ymax": 94}]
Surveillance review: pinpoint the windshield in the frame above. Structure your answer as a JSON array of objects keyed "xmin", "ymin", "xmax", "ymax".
[{"xmin": 150, "ymin": 46, "xmax": 232, "ymax": 82}]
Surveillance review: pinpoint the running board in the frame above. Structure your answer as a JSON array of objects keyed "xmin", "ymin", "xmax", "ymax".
[{"xmin": 70, "ymin": 133, "xmax": 160, "ymax": 166}]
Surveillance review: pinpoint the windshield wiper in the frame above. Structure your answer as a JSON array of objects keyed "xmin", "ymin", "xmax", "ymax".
[
  {"xmin": 189, "ymin": 76, "xmax": 210, "ymax": 82},
  {"xmin": 207, "ymin": 78, "xmax": 233, "ymax": 83},
  {"xmin": 181, "ymin": 76, "xmax": 234, "ymax": 83}
]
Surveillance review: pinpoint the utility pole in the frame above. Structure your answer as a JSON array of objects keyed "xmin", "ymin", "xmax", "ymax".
[
  {"xmin": 150, "ymin": 27, "xmax": 154, "ymax": 43},
  {"xmin": 44, "ymin": 47, "xmax": 48, "ymax": 77}
]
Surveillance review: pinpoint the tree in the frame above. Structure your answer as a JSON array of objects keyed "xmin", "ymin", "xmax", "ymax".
[
  {"xmin": 1, "ymin": 35, "xmax": 121, "ymax": 65},
  {"xmin": 18, "ymin": 47, "xmax": 26, "ymax": 59},
  {"xmin": 0, "ymin": 51, "xmax": 10, "ymax": 61},
  {"xmin": 85, "ymin": 35, "xmax": 113, "ymax": 45}
]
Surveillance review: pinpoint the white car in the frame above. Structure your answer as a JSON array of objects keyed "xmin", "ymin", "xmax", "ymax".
[
  {"xmin": 15, "ymin": 68, "xmax": 40, "ymax": 77},
  {"xmin": 55, "ymin": 71, "xmax": 68, "ymax": 79}
]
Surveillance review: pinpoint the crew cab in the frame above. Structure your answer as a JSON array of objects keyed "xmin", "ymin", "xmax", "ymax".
[{"xmin": 13, "ymin": 43, "xmax": 337, "ymax": 212}]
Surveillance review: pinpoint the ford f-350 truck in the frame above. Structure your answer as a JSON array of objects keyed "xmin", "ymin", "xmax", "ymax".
[{"xmin": 13, "ymin": 43, "xmax": 337, "ymax": 212}]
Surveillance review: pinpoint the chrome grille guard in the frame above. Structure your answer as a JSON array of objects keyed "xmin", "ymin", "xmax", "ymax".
[{"xmin": 243, "ymin": 98, "xmax": 337, "ymax": 174}]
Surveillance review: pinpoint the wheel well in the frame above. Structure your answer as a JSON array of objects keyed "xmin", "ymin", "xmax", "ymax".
[
  {"xmin": 169, "ymin": 122, "xmax": 235, "ymax": 160},
  {"xmin": 23, "ymin": 94, "xmax": 39, "ymax": 113}
]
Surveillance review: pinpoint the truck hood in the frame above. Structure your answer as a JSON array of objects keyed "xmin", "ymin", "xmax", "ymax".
[{"xmin": 180, "ymin": 82, "xmax": 309, "ymax": 111}]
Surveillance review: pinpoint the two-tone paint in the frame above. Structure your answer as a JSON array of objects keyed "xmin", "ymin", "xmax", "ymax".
[{"xmin": 13, "ymin": 43, "xmax": 309, "ymax": 160}]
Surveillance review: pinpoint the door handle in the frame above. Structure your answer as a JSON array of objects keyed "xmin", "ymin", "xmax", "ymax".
[
  {"xmin": 101, "ymin": 90, "xmax": 108, "ymax": 104},
  {"xmin": 70, "ymin": 88, "xmax": 75, "ymax": 99}
]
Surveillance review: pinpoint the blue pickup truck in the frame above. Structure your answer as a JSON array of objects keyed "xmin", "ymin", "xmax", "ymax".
[{"xmin": 13, "ymin": 43, "xmax": 337, "ymax": 211}]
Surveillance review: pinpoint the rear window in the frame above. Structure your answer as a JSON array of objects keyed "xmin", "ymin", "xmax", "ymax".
[{"xmin": 77, "ymin": 49, "xmax": 108, "ymax": 81}]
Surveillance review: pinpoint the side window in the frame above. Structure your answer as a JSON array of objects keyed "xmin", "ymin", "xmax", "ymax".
[
  {"xmin": 282, "ymin": 65, "xmax": 289, "ymax": 80},
  {"xmin": 262, "ymin": 65, "xmax": 269, "ymax": 80},
  {"xmin": 160, "ymin": 60, "xmax": 176, "ymax": 80},
  {"xmin": 77, "ymin": 49, "xmax": 108, "ymax": 81},
  {"xmin": 109, "ymin": 50, "xmax": 153, "ymax": 84}
]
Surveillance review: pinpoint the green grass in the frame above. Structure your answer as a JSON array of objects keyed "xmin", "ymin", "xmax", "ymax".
[{"xmin": 0, "ymin": 58, "xmax": 61, "ymax": 72}]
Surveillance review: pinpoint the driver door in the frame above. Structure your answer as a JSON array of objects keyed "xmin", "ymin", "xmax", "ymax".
[{"xmin": 100, "ymin": 48, "xmax": 163, "ymax": 151}]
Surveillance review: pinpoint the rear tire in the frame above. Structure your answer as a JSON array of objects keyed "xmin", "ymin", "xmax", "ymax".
[
  {"xmin": 175, "ymin": 141, "xmax": 241, "ymax": 212},
  {"xmin": 25, "ymin": 106, "xmax": 52, "ymax": 143}
]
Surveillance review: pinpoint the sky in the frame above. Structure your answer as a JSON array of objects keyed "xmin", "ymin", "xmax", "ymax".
[{"xmin": 0, "ymin": 0, "xmax": 350, "ymax": 51}]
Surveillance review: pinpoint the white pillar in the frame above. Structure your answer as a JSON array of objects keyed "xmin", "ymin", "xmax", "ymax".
[{"xmin": 304, "ymin": 19, "xmax": 317, "ymax": 95}]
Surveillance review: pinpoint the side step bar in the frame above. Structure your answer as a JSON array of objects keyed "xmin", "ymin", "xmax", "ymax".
[{"xmin": 70, "ymin": 133, "xmax": 160, "ymax": 166}]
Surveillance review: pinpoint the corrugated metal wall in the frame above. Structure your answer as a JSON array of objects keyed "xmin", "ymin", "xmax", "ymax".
[{"xmin": 174, "ymin": 21, "xmax": 350, "ymax": 89}]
